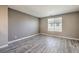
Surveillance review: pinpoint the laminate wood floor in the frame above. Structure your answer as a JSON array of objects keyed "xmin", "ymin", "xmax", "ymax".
[{"xmin": 0, "ymin": 34, "xmax": 79, "ymax": 53}]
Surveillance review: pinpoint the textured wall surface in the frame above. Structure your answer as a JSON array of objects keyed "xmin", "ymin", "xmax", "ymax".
[
  {"xmin": 0, "ymin": 6, "xmax": 8, "ymax": 46},
  {"xmin": 8, "ymin": 9, "xmax": 39, "ymax": 41},
  {"xmin": 40, "ymin": 12, "xmax": 79, "ymax": 39}
]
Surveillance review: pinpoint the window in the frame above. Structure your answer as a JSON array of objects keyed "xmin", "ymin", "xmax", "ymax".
[{"xmin": 48, "ymin": 17, "xmax": 62, "ymax": 32}]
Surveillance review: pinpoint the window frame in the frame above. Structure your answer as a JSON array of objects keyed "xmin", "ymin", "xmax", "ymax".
[{"xmin": 48, "ymin": 16, "xmax": 62, "ymax": 32}]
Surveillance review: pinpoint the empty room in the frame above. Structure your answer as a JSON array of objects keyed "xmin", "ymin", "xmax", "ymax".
[{"xmin": 0, "ymin": 5, "xmax": 79, "ymax": 53}]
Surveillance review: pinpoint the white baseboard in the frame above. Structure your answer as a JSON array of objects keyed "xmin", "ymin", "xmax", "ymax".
[
  {"xmin": 40, "ymin": 33, "xmax": 79, "ymax": 40},
  {"xmin": 0, "ymin": 44, "xmax": 8, "ymax": 49},
  {"xmin": 0, "ymin": 33, "xmax": 78, "ymax": 49},
  {"xmin": 0, "ymin": 34, "xmax": 39, "ymax": 49},
  {"xmin": 8, "ymin": 34, "xmax": 39, "ymax": 44}
]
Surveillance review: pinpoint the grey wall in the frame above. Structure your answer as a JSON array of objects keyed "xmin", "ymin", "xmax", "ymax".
[
  {"xmin": 0, "ymin": 6, "xmax": 8, "ymax": 46},
  {"xmin": 40, "ymin": 12, "xmax": 79, "ymax": 39},
  {"xmin": 8, "ymin": 8, "xmax": 39, "ymax": 41}
]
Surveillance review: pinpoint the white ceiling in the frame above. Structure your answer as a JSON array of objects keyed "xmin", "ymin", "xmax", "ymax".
[{"xmin": 8, "ymin": 5, "xmax": 79, "ymax": 18}]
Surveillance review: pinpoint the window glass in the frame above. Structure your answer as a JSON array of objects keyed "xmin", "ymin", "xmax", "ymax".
[{"xmin": 48, "ymin": 17, "xmax": 62, "ymax": 32}]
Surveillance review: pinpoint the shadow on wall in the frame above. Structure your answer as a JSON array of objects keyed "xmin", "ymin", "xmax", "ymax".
[
  {"xmin": 0, "ymin": 32, "xmax": 8, "ymax": 46},
  {"xmin": 0, "ymin": 32, "xmax": 4, "ymax": 45}
]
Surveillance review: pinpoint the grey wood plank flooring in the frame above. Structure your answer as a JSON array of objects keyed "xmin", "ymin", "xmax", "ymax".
[{"xmin": 0, "ymin": 34, "xmax": 79, "ymax": 53}]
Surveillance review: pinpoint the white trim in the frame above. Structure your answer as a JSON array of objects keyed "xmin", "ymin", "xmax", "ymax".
[
  {"xmin": 40, "ymin": 33, "xmax": 79, "ymax": 40},
  {"xmin": 0, "ymin": 33, "xmax": 78, "ymax": 49},
  {"xmin": 8, "ymin": 34, "xmax": 39, "ymax": 44},
  {"xmin": 0, "ymin": 44, "xmax": 8, "ymax": 49},
  {"xmin": 0, "ymin": 34, "xmax": 39, "ymax": 49}
]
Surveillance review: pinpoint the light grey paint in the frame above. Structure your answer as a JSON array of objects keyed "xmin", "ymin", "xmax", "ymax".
[
  {"xmin": 8, "ymin": 8, "xmax": 39, "ymax": 41},
  {"xmin": 40, "ymin": 12, "xmax": 79, "ymax": 39},
  {"xmin": 0, "ymin": 6, "xmax": 8, "ymax": 46}
]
